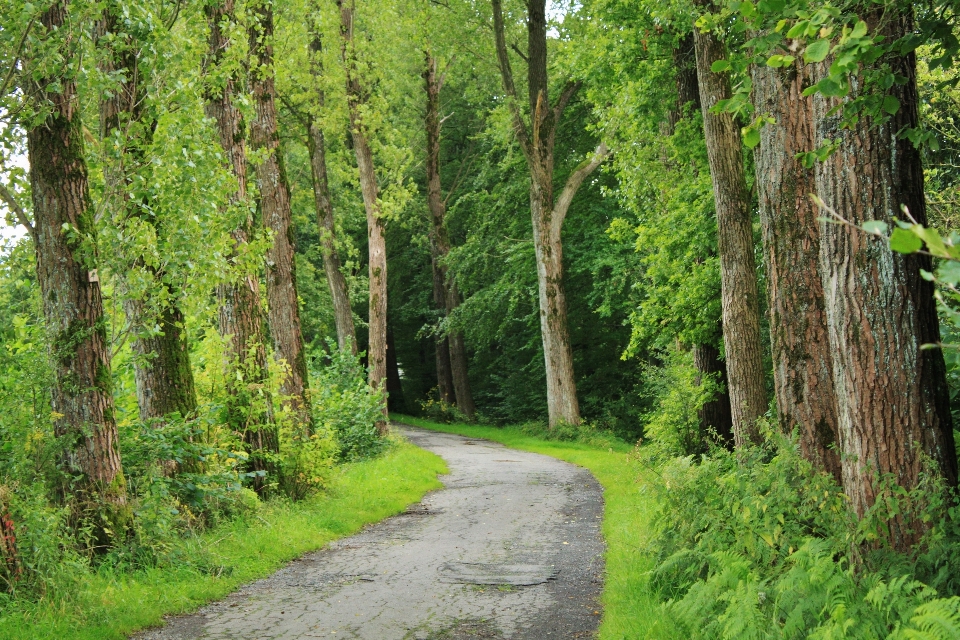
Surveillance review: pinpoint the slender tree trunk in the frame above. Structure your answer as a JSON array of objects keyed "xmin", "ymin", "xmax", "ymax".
[
  {"xmin": 692, "ymin": 9, "xmax": 768, "ymax": 445},
  {"xmin": 204, "ymin": 0, "xmax": 276, "ymax": 490},
  {"xmin": 98, "ymin": 2, "xmax": 197, "ymax": 423},
  {"xmin": 307, "ymin": 32, "xmax": 356, "ymax": 356},
  {"xmin": 753, "ymin": 59, "xmax": 841, "ymax": 480},
  {"xmin": 490, "ymin": 0, "xmax": 607, "ymax": 427},
  {"xmin": 423, "ymin": 51, "xmax": 475, "ymax": 419},
  {"xmin": 338, "ymin": 0, "xmax": 388, "ymax": 433},
  {"xmin": 249, "ymin": 0, "xmax": 310, "ymax": 429},
  {"xmin": 813, "ymin": 9, "xmax": 957, "ymax": 548},
  {"xmin": 26, "ymin": 0, "xmax": 128, "ymax": 548},
  {"xmin": 669, "ymin": 33, "xmax": 701, "ymax": 130},
  {"xmin": 431, "ymin": 260, "xmax": 455, "ymax": 405}
]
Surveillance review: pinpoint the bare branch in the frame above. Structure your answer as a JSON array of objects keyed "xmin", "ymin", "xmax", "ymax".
[
  {"xmin": 0, "ymin": 14, "xmax": 37, "ymax": 101},
  {"xmin": 509, "ymin": 42, "xmax": 528, "ymax": 63},
  {"xmin": 491, "ymin": 0, "xmax": 530, "ymax": 154},
  {"xmin": 553, "ymin": 80, "xmax": 581, "ymax": 122},
  {"xmin": 551, "ymin": 142, "xmax": 609, "ymax": 238},
  {"xmin": 0, "ymin": 182, "xmax": 37, "ymax": 242}
]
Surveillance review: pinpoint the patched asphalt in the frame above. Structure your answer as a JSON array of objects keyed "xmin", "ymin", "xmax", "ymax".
[{"xmin": 133, "ymin": 424, "xmax": 605, "ymax": 639}]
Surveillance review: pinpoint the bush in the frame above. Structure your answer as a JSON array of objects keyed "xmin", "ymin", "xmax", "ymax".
[
  {"xmin": 311, "ymin": 340, "xmax": 387, "ymax": 462},
  {"xmin": 518, "ymin": 419, "xmax": 625, "ymax": 449}
]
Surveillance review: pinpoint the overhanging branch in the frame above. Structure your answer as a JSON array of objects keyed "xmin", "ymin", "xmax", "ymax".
[{"xmin": 551, "ymin": 142, "xmax": 609, "ymax": 238}]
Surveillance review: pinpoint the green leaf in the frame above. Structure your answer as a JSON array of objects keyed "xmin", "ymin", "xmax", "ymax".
[
  {"xmin": 786, "ymin": 20, "xmax": 809, "ymax": 39},
  {"xmin": 882, "ymin": 95, "xmax": 900, "ymax": 115},
  {"xmin": 804, "ymin": 39, "xmax": 831, "ymax": 63},
  {"xmin": 850, "ymin": 20, "xmax": 868, "ymax": 39},
  {"xmin": 743, "ymin": 127, "xmax": 761, "ymax": 149},
  {"xmin": 889, "ymin": 228, "xmax": 923, "ymax": 254},
  {"xmin": 711, "ymin": 59, "xmax": 731, "ymax": 73},
  {"xmin": 938, "ymin": 261, "xmax": 960, "ymax": 286},
  {"xmin": 861, "ymin": 220, "xmax": 889, "ymax": 235}
]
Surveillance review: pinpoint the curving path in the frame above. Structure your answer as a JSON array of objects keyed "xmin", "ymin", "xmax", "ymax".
[{"xmin": 134, "ymin": 424, "xmax": 605, "ymax": 639}]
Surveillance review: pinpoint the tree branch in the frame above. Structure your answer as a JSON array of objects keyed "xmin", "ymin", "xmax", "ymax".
[
  {"xmin": 491, "ymin": 0, "xmax": 530, "ymax": 154},
  {"xmin": 0, "ymin": 183, "xmax": 37, "ymax": 242},
  {"xmin": 551, "ymin": 143, "xmax": 609, "ymax": 238},
  {"xmin": 553, "ymin": 80, "xmax": 581, "ymax": 122},
  {"xmin": 0, "ymin": 14, "xmax": 36, "ymax": 101},
  {"xmin": 509, "ymin": 42, "xmax": 528, "ymax": 63}
]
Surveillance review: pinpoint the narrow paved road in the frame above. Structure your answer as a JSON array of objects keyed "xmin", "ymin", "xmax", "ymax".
[{"xmin": 135, "ymin": 425, "xmax": 605, "ymax": 639}]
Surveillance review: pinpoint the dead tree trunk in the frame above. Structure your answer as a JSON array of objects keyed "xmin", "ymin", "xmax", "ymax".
[
  {"xmin": 98, "ymin": 1, "xmax": 197, "ymax": 423},
  {"xmin": 491, "ymin": 0, "xmax": 607, "ymax": 427},
  {"xmin": 812, "ymin": 8, "xmax": 957, "ymax": 548},
  {"xmin": 204, "ymin": 0, "xmax": 277, "ymax": 490},
  {"xmin": 753, "ymin": 58, "xmax": 841, "ymax": 480},
  {"xmin": 692, "ymin": 7, "xmax": 768, "ymax": 445},
  {"xmin": 423, "ymin": 51, "xmax": 476, "ymax": 419},
  {"xmin": 307, "ymin": 30, "xmax": 357, "ymax": 356},
  {"xmin": 249, "ymin": 0, "xmax": 311, "ymax": 430},
  {"xmin": 26, "ymin": 0, "xmax": 128, "ymax": 548},
  {"xmin": 338, "ymin": 0, "xmax": 388, "ymax": 433}
]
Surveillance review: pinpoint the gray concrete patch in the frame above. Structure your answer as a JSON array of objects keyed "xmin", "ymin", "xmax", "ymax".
[{"xmin": 132, "ymin": 424, "xmax": 605, "ymax": 639}]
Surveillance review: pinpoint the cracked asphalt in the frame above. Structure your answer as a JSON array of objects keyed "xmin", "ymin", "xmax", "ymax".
[{"xmin": 133, "ymin": 424, "xmax": 605, "ymax": 639}]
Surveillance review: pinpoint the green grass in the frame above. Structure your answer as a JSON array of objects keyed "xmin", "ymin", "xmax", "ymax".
[
  {"xmin": 393, "ymin": 415, "xmax": 672, "ymax": 640},
  {"xmin": 0, "ymin": 440, "xmax": 447, "ymax": 640}
]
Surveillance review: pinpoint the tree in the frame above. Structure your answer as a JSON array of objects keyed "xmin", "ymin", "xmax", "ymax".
[
  {"xmin": 306, "ymin": 23, "xmax": 357, "ymax": 356},
  {"xmin": 97, "ymin": 0, "xmax": 198, "ymax": 423},
  {"xmin": 752, "ymin": 51, "xmax": 841, "ymax": 480},
  {"xmin": 490, "ymin": 0, "xmax": 607, "ymax": 427},
  {"xmin": 248, "ymin": 0, "xmax": 311, "ymax": 429},
  {"xmin": 24, "ymin": 0, "xmax": 128, "ymax": 546},
  {"xmin": 812, "ymin": 7, "xmax": 957, "ymax": 547},
  {"xmin": 692, "ymin": 2, "xmax": 768, "ymax": 446},
  {"xmin": 423, "ymin": 50, "xmax": 475, "ymax": 420},
  {"xmin": 337, "ymin": 0, "xmax": 389, "ymax": 432},
  {"xmin": 204, "ymin": 0, "xmax": 277, "ymax": 488}
]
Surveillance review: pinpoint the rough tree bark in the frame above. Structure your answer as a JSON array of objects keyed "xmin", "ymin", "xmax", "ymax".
[
  {"xmin": 98, "ymin": 1, "xmax": 197, "ymax": 422},
  {"xmin": 26, "ymin": 0, "xmax": 128, "ymax": 547},
  {"xmin": 204, "ymin": 0, "xmax": 276, "ymax": 488},
  {"xmin": 338, "ymin": 0, "xmax": 388, "ymax": 433},
  {"xmin": 424, "ymin": 51, "xmax": 475, "ymax": 419},
  {"xmin": 812, "ymin": 8, "xmax": 957, "ymax": 547},
  {"xmin": 431, "ymin": 263, "xmax": 456, "ymax": 405},
  {"xmin": 753, "ymin": 58, "xmax": 841, "ymax": 480},
  {"xmin": 248, "ymin": 0, "xmax": 311, "ymax": 429},
  {"xmin": 307, "ymin": 29, "xmax": 357, "ymax": 356},
  {"xmin": 692, "ymin": 6, "xmax": 768, "ymax": 445},
  {"xmin": 491, "ymin": 0, "xmax": 607, "ymax": 427}
]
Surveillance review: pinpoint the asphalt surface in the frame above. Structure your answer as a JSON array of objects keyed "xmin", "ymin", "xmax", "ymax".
[{"xmin": 133, "ymin": 424, "xmax": 605, "ymax": 639}]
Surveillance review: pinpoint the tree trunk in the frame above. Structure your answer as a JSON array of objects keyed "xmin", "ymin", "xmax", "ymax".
[
  {"xmin": 204, "ymin": 0, "xmax": 276, "ymax": 490},
  {"xmin": 813, "ymin": 8, "xmax": 957, "ymax": 547},
  {"xmin": 249, "ymin": 0, "xmax": 310, "ymax": 430},
  {"xmin": 753, "ymin": 59, "xmax": 841, "ymax": 480},
  {"xmin": 692, "ymin": 9, "xmax": 768, "ymax": 446},
  {"xmin": 431, "ymin": 260, "xmax": 455, "ymax": 405},
  {"xmin": 669, "ymin": 33, "xmax": 701, "ymax": 131},
  {"xmin": 693, "ymin": 340, "xmax": 734, "ymax": 448},
  {"xmin": 490, "ymin": 0, "xmax": 607, "ymax": 428},
  {"xmin": 338, "ymin": 0, "xmax": 388, "ymax": 433},
  {"xmin": 307, "ymin": 31, "xmax": 356, "ymax": 356},
  {"xmin": 98, "ymin": 2, "xmax": 197, "ymax": 423},
  {"xmin": 386, "ymin": 323, "xmax": 406, "ymax": 413},
  {"xmin": 423, "ymin": 51, "xmax": 476, "ymax": 419},
  {"xmin": 26, "ymin": 0, "xmax": 128, "ymax": 548}
]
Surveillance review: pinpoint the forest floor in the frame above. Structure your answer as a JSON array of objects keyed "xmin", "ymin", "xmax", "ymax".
[{"xmin": 133, "ymin": 425, "xmax": 606, "ymax": 639}]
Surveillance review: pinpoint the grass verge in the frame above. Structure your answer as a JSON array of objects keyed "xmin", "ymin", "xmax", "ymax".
[
  {"xmin": 0, "ymin": 439, "xmax": 447, "ymax": 640},
  {"xmin": 392, "ymin": 415, "xmax": 669, "ymax": 640}
]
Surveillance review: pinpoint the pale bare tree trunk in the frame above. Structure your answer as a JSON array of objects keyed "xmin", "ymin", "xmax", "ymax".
[
  {"xmin": 693, "ymin": 8, "xmax": 768, "ymax": 445},
  {"xmin": 248, "ymin": 0, "xmax": 311, "ymax": 429},
  {"xmin": 97, "ymin": 1, "xmax": 197, "ymax": 423},
  {"xmin": 753, "ymin": 59, "xmax": 841, "ymax": 480},
  {"xmin": 813, "ymin": 8, "xmax": 957, "ymax": 549},
  {"xmin": 491, "ymin": 0, "xmax": 607, "ymax": 427},
  {"xmin": 338, "ymin": 0, "xmax": 388, "ymax": 433},
  {"xmin": 26, "ymin": 0, "xmax": 127, "ymax": 548},
  {"xmin": 204, "ymin": 0, "xmax": 276, "ymax": 491},
  {"xmin": 423, "ymin": 51, "xmax": 475, "ymax": 419},
  {"xmin": 307, "ymin": 31, "xmax": 356, "ymax": 355}
]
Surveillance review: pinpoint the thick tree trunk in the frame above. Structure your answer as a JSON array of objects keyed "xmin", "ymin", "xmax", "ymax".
[
  {"xmin": 249, "ymin": 0, "xmax": 310, "ymax": 429},
  {"xmin": 753, "ymin": 60, "xmax": 841, "ymax": 480},
  {"xmin": 669, "ymin": 33, "xmax": 701, "ymax": 131},
  {"xmin": 204, "ymin": 0, "xmax": 276, "ymax": 490},
  {"xmin": 26, "ymin": 0, "xmax": 127, "ymax": 547},
  {"xmin": 98, "ymin": 2, "xmax": 197, "ymax": 423},
  {"xmin": 693, "ymin": 340, "xmax": 734, "ymax": 447},
  {"xmin": 490, "ymin": 0, "xmax": 607, "ymax": 428},
  {"xmin": 431, "ymin": 260, "xmax": 455, "ymax": 405},
  {"xmin": 339, "ymin": 0, "xmax": 388, "ymax": 433},
  {"xmin": 813, "ymin": 9, "xmax": 957, "ymax": 547},
  {"xmin": 306, "ymin": 33, "xmax": 356, "ymax": 356},
  {"xmin": 423, "ymin": 52, "xmax": 476, "ymax": 419},
  {"xmin": 692, "ymin": 10, "xmax": 768, "ymax": 446}
]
